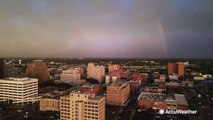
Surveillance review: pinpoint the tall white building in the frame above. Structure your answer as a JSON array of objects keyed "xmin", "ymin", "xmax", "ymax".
[
  {"xmin": 0, "ymin": 77, "xmax": 38, "ymax": 106},
  {"xmin": 60, "ymin": 91, "xmax": 105, "ymax": 120},
  {"xmin": 87, "ymin": 63, "xmax": 105, "ymax": 82}
]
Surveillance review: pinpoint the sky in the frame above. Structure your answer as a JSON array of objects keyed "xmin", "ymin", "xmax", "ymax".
[{"xmin": 0, "ymin": 0, "xmax": 213, "ymax": 58}]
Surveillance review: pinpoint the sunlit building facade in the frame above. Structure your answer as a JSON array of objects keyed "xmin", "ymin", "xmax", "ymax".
[
  {"xmin": 40, "ymin": 98, "xmax": 60, "ymax": 111},
  {"xmin": 0, "ymin": 77, "xmax": 38, "ymax": 106},
  {"xmin": 26, "ymin": 60, "xmax": 50, "ymax": 81},
  {"xmin": 87, "ymin": 63, "xmax": 105, "ymax": 82},
  {"xmin": 168, "ymin": 63, "xmax": 184, "ymax": 76},
  {"xmin": 60, "ymin": 92, "xmax": 105, "ymax": 120},
  {"xmin": 106, "ymin": 81, "xmax": 130, "ymax": 106},
  {"xmin": 108, "ymin": 64, "xmax": 121, "ymax": 75}
]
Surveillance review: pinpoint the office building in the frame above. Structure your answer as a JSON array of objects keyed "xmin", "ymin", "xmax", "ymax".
[
  {"xmin": 39, "ymin": 87, "xmax": 78, "ymax": 112},
  {"xmin": 60, "ymin": 91, "xmax": 105, "ymax": 120},
  {"xmin": 106, "ymin": 81, "xmax": 130, "ymax": 106},
  {"xmin": 60, "ymin": 69, "xmax": 85, "ymax": 85},
  {"xmin": 0, "ymin": 77, "xmax": 38, "ymax": 106},
  {"xmin": 87, "ymin": 63, "xmax": 105, "ymax": 82},
  {"xmin": 60, "ymin": 69, "xmax": 81, "ymax": 81},
  {"xmin": 168, "ymin": 63, "xmax": 184, "ymax": 76},
  {"xmin": 40, "ymin": 98, "xmax": 60, "ymax": 111},
  {"xmin": 178, "ymin": 63, "xmax": 184, "ymax": 76},
  {"xmin": 26, "ymin": 60, "xmax": 49, "ymax": 81}
]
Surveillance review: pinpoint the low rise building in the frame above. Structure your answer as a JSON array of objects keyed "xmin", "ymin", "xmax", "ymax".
[
  {"xmin": 169, "ymin": 75, "xmax": 179, "ymax": 80},
  {"xmin": 106, "ymin": 81, "xmax": 130, "ymax": 106},
  {"xmin": 40, "ymin": 98, "xmax": 60, "ymax": 111},
  {"xmin": 174, "ymin": 94, "xmax": 189, "ymax": 110},
  {"xmin": 137, "ymin": 92, "xmax": 167, "ymax": 109},
  {"xmin": 39, "ymin": 87, "xmax": 78, "ymax": 112},
  {"xmin": 144, "ymin": 86, "xmax": 165, "ymax": 93},
  {"xmin": 60, "ymin": 69, "xmax": 85, "ymax": 85},
  {"xmin": 166, "ymin": 82, "xmax": 181, "ymax": 88},
  {"xmin": 80, "ymin": 84, "xmax": 102, "ymax": 94},
  {"xmin": 137, "ymin": 92, "xmax": 188, "ymax": 110}
]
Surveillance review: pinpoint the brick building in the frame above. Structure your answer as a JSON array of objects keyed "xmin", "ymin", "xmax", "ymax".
[{"xmin": 106, "ymin": 81, "xmax": 130, "ymax": 106}]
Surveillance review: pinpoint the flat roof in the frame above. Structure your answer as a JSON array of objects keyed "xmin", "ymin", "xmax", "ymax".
[
  {"xmin": 42, "ymin": 87, "xmax": 79, "ymax": 99},
  {"xmin": 71, "ymin": 90, "xmax": 104, "ymax": 100},
  {"xmin": 175, "ymin": 94, "xmax": 188, "ymax": 105},
  {"xmin": 0, "ymin": 77, "xmax": 38, "ymax": 82},
  {"xmin": 137, "ymin": 92, "xmax": 166, "ymax": 102},
  {"xmin": 82, "ymin": 84, "xmax": 100, "ymax": 89},
  {"xmin": 110, "ymin": 80, "xmax": 129, "ymax": 87}
]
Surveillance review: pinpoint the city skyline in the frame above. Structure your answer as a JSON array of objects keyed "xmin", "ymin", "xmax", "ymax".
[{"xmin": 0, "ymin": 0, "xmax": 213, "ymax": 58}]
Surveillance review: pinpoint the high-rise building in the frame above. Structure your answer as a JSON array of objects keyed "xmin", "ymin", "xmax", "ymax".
[
  {"xmin": 168, "ymin": 63, "xmax": 177, "ymax": 75},
  {"xmin": 106, "ymin": 81, "xmax": 130, "ymax": 106},
  {"xmin": 177, "ymin": 63, "xmax": 184, "ymax": 76},
  {"xmin": 26, "ymin": 60, "xmax": 49, "ymax": 81},
  {"xmin": 0, "ymin": 77, "xmax": 38, "ymax": 106},
  {"xmin": 60, "ymin": 91, "xmax": 105, "ymax": 120},
  {"xmin": 0, "ymin": 59, "xmax": 4, "ymax": 78},
  {"xmin": 87, "ymin": 63, "xmax": 105, "ymax": 82},
  {"xmin": 168, "ymin": 63, "xmax": 184, "ymax": 76}
]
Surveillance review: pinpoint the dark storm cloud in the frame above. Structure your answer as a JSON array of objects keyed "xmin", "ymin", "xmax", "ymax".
[
  {"xmin": 162, "ymin": 0, "xmax": 213, "ymax": 58},
  {"xmin": 0, "ymin": 0, "xmax": 212, "ymax": 58}
]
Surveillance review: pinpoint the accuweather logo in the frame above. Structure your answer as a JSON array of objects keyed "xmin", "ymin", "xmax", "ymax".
[{"xmin": 159, "ymin": 109, "xmax": 197, "ymax": 115}]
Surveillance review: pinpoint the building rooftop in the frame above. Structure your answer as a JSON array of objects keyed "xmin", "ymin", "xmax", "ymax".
[
  {"xmin": 137, "ymin": 92, "xmax": 166, "ymax": 102},
  {"xmin": 42, "ymin": 87, "xmax": 79, "ymax": 99},
  {"xmin": 175, "ymin": 94, "xmax": 188, "ymax": 105},
  {"xmin": 82, "ymin": 84, "xmax": 100, "ymax": 89},
  {"xmin": 0, "ymin": 77, "xmax": 38, "ymax": 82},
  {"xmin": 71, "ymin": 90, "xmax": 104, "ymax": 100},
  {"xmin": 110, "ymin": 80, "xmax": 129, "ymax": 87}
]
